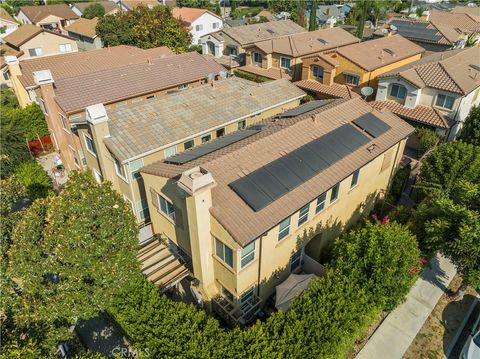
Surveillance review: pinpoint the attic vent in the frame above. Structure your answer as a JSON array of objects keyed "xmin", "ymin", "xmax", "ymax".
[
  {"xmin": 470, "ymin": 64, "xmax": 480, "ymax": 72},
  {"xmin": 383, "ymin": 48, "xmax": 396, "ymax": 56},
  {"xmin": 266, "ymin": 29, "xmax": 275, "ymax": 34},
  {"xmin": 317, "ymin": 38, "xmax": 328, "ymax": 45}
]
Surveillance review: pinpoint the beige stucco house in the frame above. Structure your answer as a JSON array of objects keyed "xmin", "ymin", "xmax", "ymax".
[
  {"xmin": 140, "ymin": 97, "xmax": 414, "ymax": 325},
  {"xmin": 16, "ymin": 4, "xmax": 78, "ymax": 33}
]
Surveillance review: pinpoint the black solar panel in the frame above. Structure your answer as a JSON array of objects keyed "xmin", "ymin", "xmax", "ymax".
[
  {"xmin": 390, "ymin": 20, "xmax": 442, "ymax": 42},
  {"xmin": 229, "ymin": 124, "xmax": 371, "ymax": 211},
  {"xmin": 165, "ymin": 129, "xmax": 260, "ymax": 164},
  {"xmin": 353, "ymin": 113, "xmax": 391, "ymax": 138},
  {"xmin": 279, "ymin": 100, "xmax": 334, "ymax": 118}
]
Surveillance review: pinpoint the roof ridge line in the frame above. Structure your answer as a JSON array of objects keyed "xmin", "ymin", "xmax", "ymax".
[{"xmin": 437, "ymin": 61, "xmax": 464, "ymax": 94}]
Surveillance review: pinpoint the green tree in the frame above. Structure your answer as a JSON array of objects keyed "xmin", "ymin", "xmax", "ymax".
[
  {"xmin": 3, "ymin": 172, "xmax": 140, "ymax": 356},
  {"xmin": 355, "ymin": 0, "xmax": 367, "ymax": 39},
  {"xmin": 14, "ymin": 160, "xmax": 53, "ymax": 200},
  {"xmin": 416, "ymin": 127, "xmax": 440, "ymax": 156},
  {"xmin": 459, "ymin": 106, "xmax": 480, "ymax": 146},
  {"xmin": 96, "ymin": 5, "xmax": 191, "ymax": 53},
  {"xmin": 308, "ymin": 0, "xmax": 317, "ymax": 31},
  {"xmin": 231, "ymin": 0, "xmax": 238, "ymax": 13},
  {"xmin": 416, "ymin": 142, "xmax": 480, "ymax": 197},
  {"xmin": 0, "ymin": 113, "xmax": 31, "ymax": 178},
  {"xmin": 82, "ymin": 2, "xmax": 105, "ymax": 19},
  {"xmin": 296, "ymin": 0, "xmax": 306, "ymax": 28},
  {"xmin": 0, "ymin": 88, "xmax": 19, "ymax": 108},
  {"xmin": 333, "ymin": 221, "xmax": 420, "ymax": 310}
]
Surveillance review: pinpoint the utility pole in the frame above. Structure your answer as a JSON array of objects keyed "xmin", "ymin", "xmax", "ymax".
[{"xmin": 309, "ymin": 0, "xmax": 317, "ymax": 31}]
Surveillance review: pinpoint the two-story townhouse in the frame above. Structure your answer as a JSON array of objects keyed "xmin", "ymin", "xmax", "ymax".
[
  {"xmin": 200, "ymin": 20, "xmax": 306, "ymax": 68},
  {"xmin": 7, "ymin": 45, "xmax": 174, "ymax": 108},
  {"xmin": 372, "ymin": 47, "xmax": 480, "ymax": 141},
  {"xmin": 374, "ymin": 11, "xmax": 480, "ymax": 54},
  {"xmin": 172, "ymin": 7, "xmax": 223, "ymax": 45},
  {"xmin": 10, "ymin": 50, "xmax": 224, "ymax": 173},
  {"xmin": 140, "ymin": 97, "xmax": 414, "ymax": 325},
  {"xmin": 81, "ymin": 78, "xmax": 305, "ymax": 225},
  {"xmin": 0, "ymin": 8, "xmax": 18, "ymax": 40},
  {"xmin": 295, "ymin": 35, "xmax": 425, "ymax": 100},
  {"xmin": 65, "ymin": 18, "xmax": 103, "ymax": 51},
  {"xmin": 236, "ymin": 27, "xmax": 359, "ymax": 82},
  {"xmin": 1, "ymin": 24, "xmax": 78, "ymax": 87},
  {"xmin": 16, "ymin": 4, "xmax": 79, "ymax": 33}
]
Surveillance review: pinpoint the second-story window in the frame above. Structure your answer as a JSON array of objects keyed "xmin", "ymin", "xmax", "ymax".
[
  {"xmin": 60, "ymin": 114, "xmax": 69, "ymax": 132},
  {"xmin": 390, "ymin": 84, "xmax": 407, "ymax": 100},
  {"xmin": 28, "ymin": 47, "xmax": 43, "ymax": 57},
  {"xmin": 84, "ymin": 133, "xmax": 96, "ymax": 156},
  {"xmin": 253, "ymin": 52, "xmax": 262, "ymax": 66},
  {"xmin": 344, "ymin": 73, "xmax": 360, "ymax": 86},
  {"xmin": 59, "ymin": 43, "xmax": 72, "ymax": 53},
  {"xmin": 114, "ymin": 157, "xmax": 127, "ymax": 181},
  {"xmin": 315, "ymin": 192, "xmax": 327, "ymax": 214},
  {"xmin": 213, "ymin": 22, "xmax": 219, "ymax": 29},
  {"xmin": 241, "ymin": 242, "xmax": 255, "ymax": 268},
  {"xmin": 164, "ymin": 146, "xmax": 177, "ymax": 158},
  {"xmin": 215, "ymin": 238, "xmax": 233, "ymax": 268},
  {"xmin": 280, "ymin": 57, "xmax": 292, "ymax": 70},
  {"xmin": 278, "ymin": 217, "xmax": 291, "ymax": 241},
  {"xmin": 435, "ymin": 94, "xmax": 455, "ymax": 110},
  {"xmin": 195, "ymin": 24, "xmax": 203, "ymax": 31},
  {"xmin": 330, "ymin": 183, "xmax": 340, "ymax": 203},
  {"xmin": 351, "ymin": 169, "xmax": 360, "ymax": 188},
  {"xmin": 297, "ymin": 204, "xmax": 309, "ymax": 227},
  {"xmin": 158, "ymin": 194, "xmax": 176, "ymax": 222},
  {"xmin": 184, "ymin": 140, "xmax": 194, "ymax": 150},
  {"xmin": 238, "ymin": 120, "xmax": 246, "ymax": 130},
  {"xmin": 201, "ymin": 134, "xmax": 211, "ymax": 143},
  {"xmin": 312, "ymin": 65, "xmax": 324, "ymax": 79}
]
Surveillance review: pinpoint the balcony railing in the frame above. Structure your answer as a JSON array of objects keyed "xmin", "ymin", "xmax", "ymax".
[{"xmin": 213, "ymin": 294, "xmax": 262, "ymax": 327}]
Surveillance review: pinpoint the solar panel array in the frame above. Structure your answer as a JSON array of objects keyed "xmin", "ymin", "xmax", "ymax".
[
  {"xmin": 391, "ymin": 20, "xmax": 442, "ymax": 43},
  {"xmin": 279, "ymin": 100, "xmax": 334, "ymax": 118},
  {"xmin": 352, "ymin": 113, "xmax": 391, "ymax": 138},
  {"xmin": 165, "ymin": 129, "xmax": 260, "ymax": 165},
  {"xmin": 229, "ymin": 124, "xmax": 370, "ymax": 211}
]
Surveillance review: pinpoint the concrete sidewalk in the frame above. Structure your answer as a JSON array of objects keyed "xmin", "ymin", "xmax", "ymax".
[{"xmin": 356, "ymin": 253, "xmax": 456, "ymax": 359}]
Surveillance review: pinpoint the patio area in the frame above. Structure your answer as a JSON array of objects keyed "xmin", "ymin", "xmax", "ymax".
[{"xmin": 37, "ymin": 152, "xmax": 69, "ymax": 189}]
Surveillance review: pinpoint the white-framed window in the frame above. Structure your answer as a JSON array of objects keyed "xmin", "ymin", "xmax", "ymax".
[
  {"xmin": 316, "ymin": 192, "xmax": 327, "ymax": 214},
  {"xmin": 28, "ymin": 47, "xmax": 43, "ymax": 57},
  {"xmin": 215, "ymin": 238, "xmax": 233, "ymax": 268},
  {"xmin": 280, "ymin": 57, "xmax": 292, "ymax": 70},
  {"xmin": 297, "ymin": 204, "xmax": 309, "ymax": 227},
  {"xmin": 241, "ymin": 241, "xmax": 255, "ymax": 268},
  {"xmin": 114, "ymin": 157, "xmax": 128, "ymax": 181},
  {"xmin": 201, "ymin": 134, "xmax": 211, "ymax": 143},
  {"xmin": 253, "ymin": 52, "xmax": 262, "ymax": 66},
  {"xmin": 130, "ymin": 158, "xmax": 144, "ymax": 180},
  {"xmin": 212, "ymin": 22, "xmax": 220, "ymax": 29},
  {"xmin": 330, "ymin": 182, "xmax": 340, "ymax": 203},
  {"xmin": 79, "ymin": 149, "xmax": 87, "ymax": 166},
  {"xmin": 240, "ymin": 287, "xmax": 256, "ymax": 313},
  {"xmin": 278, "ymin": 217, "xmax": 291, "ymax": 241},
  {"xmin": 84, "ymin": 132, "xmax": 96, "ymax": 156},
  {"xmin": 184, "ymin": 140, "xmax": 194, "ymax": 150},
  {"xmin": 435, "ymin": 93, "xmax": 455, "ymax": 110},
  {"xmin": 344, "ymin": 73, "xmax": 360, "ymax": 86},
  {"xmin": 351, "ymin": 169, "xmax": 360, "ymax": 188},
  {"xmin": 195, "ymin": 24, "xmax": 203, "ymax": 31},
  {"xmin": 228, "ymin": 46, "xmax": 238, "ymax": 56},
  {"xmin": 60, "ymin": 114, "xmax": 69, "ymax": 132},
  {"xmin": 59, "ymin": 43, "xmax": 72, "ymax": 53},
  {"xmin": 238, "ymin": 120, "xmax": 246, "ymax": 130},
  {"xmin": 390, "ymin": 83, "xmax": 407, "ymax": 99},
  {"xmin": 290, "ymin": 248, "xmax": 302, "ymax": 272},
  {"xmin": 93, "ymin": 168, "xmax": 102, "ymax": 183},
  {"xmin": 157, "ymin": 194, "xmax": 176, "ymax": 222},
  {"xmin": 164, "ymin": 146, "xmax": 177, "ymax": 158},
  {"xmin": 39, "ymin": 98, "xmax": 47, "ymax": 114},
  {"xmin": 137, "ymin": 198, "xmax": 149, "ymax": 221},
  {"xmin": 312, "ymin": 65, "xmax": 324, "ymax": 79}
]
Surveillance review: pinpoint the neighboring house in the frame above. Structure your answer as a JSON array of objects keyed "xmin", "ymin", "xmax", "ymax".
[
  {"xmin": 450, "ymin": 5, "xmax": 480, "ymax": 16},
  {"xmin": 316, "ymin": 5, "xmax": 344, "ymax": 28},
  {"xmin": 0, "ymin": 8, "xmax": 18, "ymax": 40},
  {"xmin": 114, "ymin": 0, "xmax": 166, "ymax": 11},
  {"xmin": 295, "ymin": 35, "xmax": 424, "ymax": 100},
  {"xmin": 1, "ymin": 24, "xmax": 77, "ymax": 87},
  {"xmin": 77, "ymin": 78, "xmax": 304, "ymax": 226},
  {"xmin": 16, "ymin": 4, "xmax": 79, "ymax": 33},
  {"xmin": 374, "ymin": 11, "xmax": 480, "ymax": 54},
  {"xmin": 372, "ymin": 47, "xmax": 480, "ymax": 141},
  {"xmin": 70, "ymin": 1, "xmax": 120, "ymax": 17},
  {"xmin": 223, "ymin": 18, "xmax": 249, "ymax": 28},
  {"xmin": 65, "ymin": 17, "xmax": 102, "ymax": 51},
  {"xmin": 172, "ymin": 7, "xmax": 223, "ymax": 45},
  {"xmin": 140, "ymin": 97, "xmax": 413, "ymax": 325},
  {"xmin": 237, "ymin": 27, "xmax": 359, "ymax": 82},
  {"xmin": 200, "ymin": 20, "xmax": 305, "ymax": 68}
]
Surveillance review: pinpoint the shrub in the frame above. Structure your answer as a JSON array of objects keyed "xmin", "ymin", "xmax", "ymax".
[
  {"xmin": 14, "ymin": 160, "xmax": 52, "ymax": 200},
  {"xmin": 416, "ymin": 127, "xmax": 440, "ymax": 156},
  {"xmin": 388, "ymin": 164, "xmax": 411, "ymax": 203},
  {"xmin": 333, "ymin": 221, "xmax": 420, "ymax": 310},
  {"xmin": 233, "ymin": 70, "xmax": 268, "ymax": 83},
  {"xmin": 231, "ymin": 6, "xmax": 263, "ymax": 19},
  {"xmin": 459, "ymin": 105, "xmax": 480, "ymax": 146}
]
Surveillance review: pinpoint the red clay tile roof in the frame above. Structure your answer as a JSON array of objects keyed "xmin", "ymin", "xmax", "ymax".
[
  {"xmin": 172, "ymin": 7, "xmax": 221, "ymax": 23},
  {"xmin": 17, "ymin": 45, "xmax": 174, "ymax": 88},
  {"xmin": 370, "ymin": 100, "xmax": 452, "ymax": 129},
  {"xmin": 53, "ymin": 51, "xmax": 226, "ymax": 114},
  {"xmin": 295, "ymin": 80, "xmax": 359, "ymax": 99},
  {"xmin": 142, "ymin": 98, "xmax": 414, "ymax": 246},
  {"xmin": 19, "ymin": 4, "xmax": 78, "ymax": 23}
]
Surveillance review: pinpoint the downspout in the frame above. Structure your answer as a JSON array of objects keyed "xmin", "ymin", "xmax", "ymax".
[{"xmin": 256, "ymin": 236, "xmax": 263, "ymax": 299}]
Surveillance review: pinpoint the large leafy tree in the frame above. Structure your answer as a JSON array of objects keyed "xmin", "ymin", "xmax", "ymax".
[
  {"xmin": 2, "ymin": 172, "xmax": 140, "ymax": 356},
  {"xmin": 82, "ymin": 2, "xmax": 105, "ymax": 19},
  {"xmin": 459, "ymin": 106, "xmax": 480, "ymax": 146},
  {"xmin": 0, "ymin": 111, "xmax": 31, "ymax": 179},
  {"xmin": 96, "ymin": 4, "xmax": 191, "ymax": 52}
]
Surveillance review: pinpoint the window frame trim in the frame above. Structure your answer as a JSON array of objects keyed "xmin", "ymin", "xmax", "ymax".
[{"xmin": 83, "ymin": 132, "xmax": 97, "ymax": 157}]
